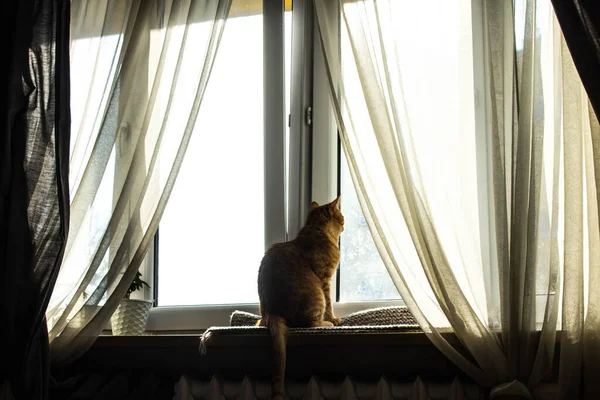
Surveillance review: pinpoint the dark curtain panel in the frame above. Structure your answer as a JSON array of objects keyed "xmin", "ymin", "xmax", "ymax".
[
  {"xmin": 0, "ymin": 0, "xmax": 70, "ymax": 399},
  {"xmin": 551, "ymin": 0, "xmax": 600, "ymax": 118}
]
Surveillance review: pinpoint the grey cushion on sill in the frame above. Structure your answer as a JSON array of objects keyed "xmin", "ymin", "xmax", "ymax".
[
  {"xmin": 199, "ymin": 306, "xmax": 421, "ymax": 354},
  {"xmin": 230, "ymin": 306, "xmax": 419, "ymax": 328}
]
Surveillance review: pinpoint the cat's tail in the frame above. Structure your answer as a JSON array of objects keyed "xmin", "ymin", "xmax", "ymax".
[{"xmin": 265, "ymin": 315, "xmax": 288, "ymax": 400}]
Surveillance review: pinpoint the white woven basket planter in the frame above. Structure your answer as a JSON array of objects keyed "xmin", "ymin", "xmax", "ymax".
[{"xmin": 110, "ymin": 299, "xmax": 153, "ymax": 336}]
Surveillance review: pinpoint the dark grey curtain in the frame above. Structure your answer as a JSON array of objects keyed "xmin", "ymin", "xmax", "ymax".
[
  {"xmin": 0, "ymin": 0, "xmax": 70, "ymax": 398},
  {"xmin": 551, "ymin": 0, "xmax": 600, "ymax": 118}
]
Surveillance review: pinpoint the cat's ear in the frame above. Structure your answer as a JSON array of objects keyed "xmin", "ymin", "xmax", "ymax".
[
  {"xmin": 331, "ymin": 195, "xmax": 341, "ymax": 209},
  {"xmin": 311, "ymin": 201, "xmax": 320, "ymax": 209}
]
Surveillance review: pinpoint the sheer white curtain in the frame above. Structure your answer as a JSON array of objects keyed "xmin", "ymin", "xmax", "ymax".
[
  {"xmin": 315, "ymin": 0, "xmax": 600, "ymax": 398},
  {"xmin": 46, "ymin": 0, "xmax": 232, "ymax": 365}
]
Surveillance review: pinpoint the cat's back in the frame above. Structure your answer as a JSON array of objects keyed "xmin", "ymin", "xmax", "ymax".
[
  {"xmin": 257, "ymin": 237, "xmax": 321, "ymax": 311},
  {"xmin": 258, "ymin": 238, "xmax": 308, "ymax": 279}
]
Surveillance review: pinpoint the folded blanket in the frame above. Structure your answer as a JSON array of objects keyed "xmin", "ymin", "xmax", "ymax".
[{"xmin": 199, "ymin": 307, "xmax": 421, "ymax": 354}]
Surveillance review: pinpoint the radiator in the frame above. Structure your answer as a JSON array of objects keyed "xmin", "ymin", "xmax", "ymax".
[{"xmin": 173, "ymin": 375, "xmax": 485, "ymax": 400}]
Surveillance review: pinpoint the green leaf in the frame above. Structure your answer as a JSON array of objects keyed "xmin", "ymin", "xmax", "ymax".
[{"xmin": 126, "ymin": 271, "xmax": 151, "ymax": 298}]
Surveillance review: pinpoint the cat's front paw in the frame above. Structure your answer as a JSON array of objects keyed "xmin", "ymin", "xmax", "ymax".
[{"xmin": 328, "ymin": 316, "xmax": 342, "ymax": 326}]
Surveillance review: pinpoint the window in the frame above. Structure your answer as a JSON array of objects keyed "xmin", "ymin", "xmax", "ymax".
[
  {"xmin": 147, "ymin": 0, "xmax": 494, "ymax": 330},
  {"xmin": 156, "ymin": 1, "xmax": 279, "ymax": 306},
  {"xmin": 336, "ymin": 0, "xmax": 491, "ymax": 303},
  {"xmin": 339, "ymin": 156, "xmax": 401, "ymax": 302},
  {"xmin": 149, "ymin": 0, "xmax": 296, "ymax": 328}
]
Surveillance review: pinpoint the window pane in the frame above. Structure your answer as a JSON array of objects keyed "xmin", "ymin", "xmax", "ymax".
[
  {"xmin": 158, "ymin": 1, "xmax": 292, "ymax": 306},
  {"xmin": 339, "ymin": 155, "xmax": 401, "ymax": 301},
  {"xmin": 337, "ymin": 1, "xmax": 480, "ymax": 303},
  {"xmin": 159, "ymin": 3, "xmax": 263, "ymax": 306}
]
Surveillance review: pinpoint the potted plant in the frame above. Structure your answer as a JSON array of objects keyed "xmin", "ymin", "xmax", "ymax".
[{"xmin": 110, "ymin": 271, "xmax": 153, "ymax": 336}]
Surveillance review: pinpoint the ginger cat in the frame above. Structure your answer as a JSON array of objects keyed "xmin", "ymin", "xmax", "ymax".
[{"xmin": 257, "ymin": 196, "xmax": 344, "ymax": 400}]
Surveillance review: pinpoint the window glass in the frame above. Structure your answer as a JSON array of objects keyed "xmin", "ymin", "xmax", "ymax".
[{"xmin": 158, "ymin": 1, "xmax": 292, "ymax": 306}]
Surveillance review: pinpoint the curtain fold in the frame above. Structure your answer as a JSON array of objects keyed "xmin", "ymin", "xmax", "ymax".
[
  {"xmin": 1, "ymin": 0, "xmax": 71, "ymax": 398},
  {"xmin": 46, "ymin": 0, "xmax": 232, "ymax": 366},
  {"xmin": 550, "ymin": 4, "xmax": 600, "ymax": 395},
  {"xmin": 315, "ymin": 0, "xmax": 600, "ymax": 398}
]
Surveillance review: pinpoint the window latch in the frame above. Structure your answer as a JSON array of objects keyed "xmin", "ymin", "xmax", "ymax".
[{"xmin": 305, "ymin": 106, "xmax": 312, "ymax": 126}]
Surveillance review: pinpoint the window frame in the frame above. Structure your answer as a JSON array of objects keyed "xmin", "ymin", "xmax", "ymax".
[
  {"xmin": 146, "ymin": 0, "xmax": 306, "ymax": 331},
  {"xmin": 145, "ymin": 0, "xmax": 441, "ymax": 332},
  {"xmin": 311, "ymin": 0, "xmax": 406, "ymax": 307}
]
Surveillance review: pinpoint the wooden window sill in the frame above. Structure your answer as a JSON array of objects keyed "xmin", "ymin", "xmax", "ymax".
[{"xmin": 58, "ymin": 330, "xmax": 473, "ymax": 383}]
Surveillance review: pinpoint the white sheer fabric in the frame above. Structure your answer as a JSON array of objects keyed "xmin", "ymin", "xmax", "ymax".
[
  {"xmin": 46, "ymin": 0, "xmax": 231, "ymax": 365},
  {"xmin": 315, "ymin": 0, "xmax": 600, "ymax": 398}
]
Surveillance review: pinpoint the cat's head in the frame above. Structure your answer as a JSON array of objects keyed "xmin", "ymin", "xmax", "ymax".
[{"xmin": 306, "ymin": 196, "xmax": 345, "ymax": 236}]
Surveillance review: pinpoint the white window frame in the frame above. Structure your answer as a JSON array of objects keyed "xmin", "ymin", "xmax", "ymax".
[
  {"xmin": 309, "ymin": 0, "xmax": 404, "ymax": 311},
  {"xmin": 146, "ymin": 0, "xmax": 404, "ymax": 333},
  {"xmin": 147, "ymin": 0, "xmax": 296, "ymax": 331},
  {"xmin": 145, "ymin": 0, "xmax": 489, "ymax": 332}
]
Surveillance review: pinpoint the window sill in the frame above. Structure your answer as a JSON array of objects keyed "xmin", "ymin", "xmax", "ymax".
[{"xmin": 61, "ymin": 330, "xmax": 472, "ymax": 383}]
